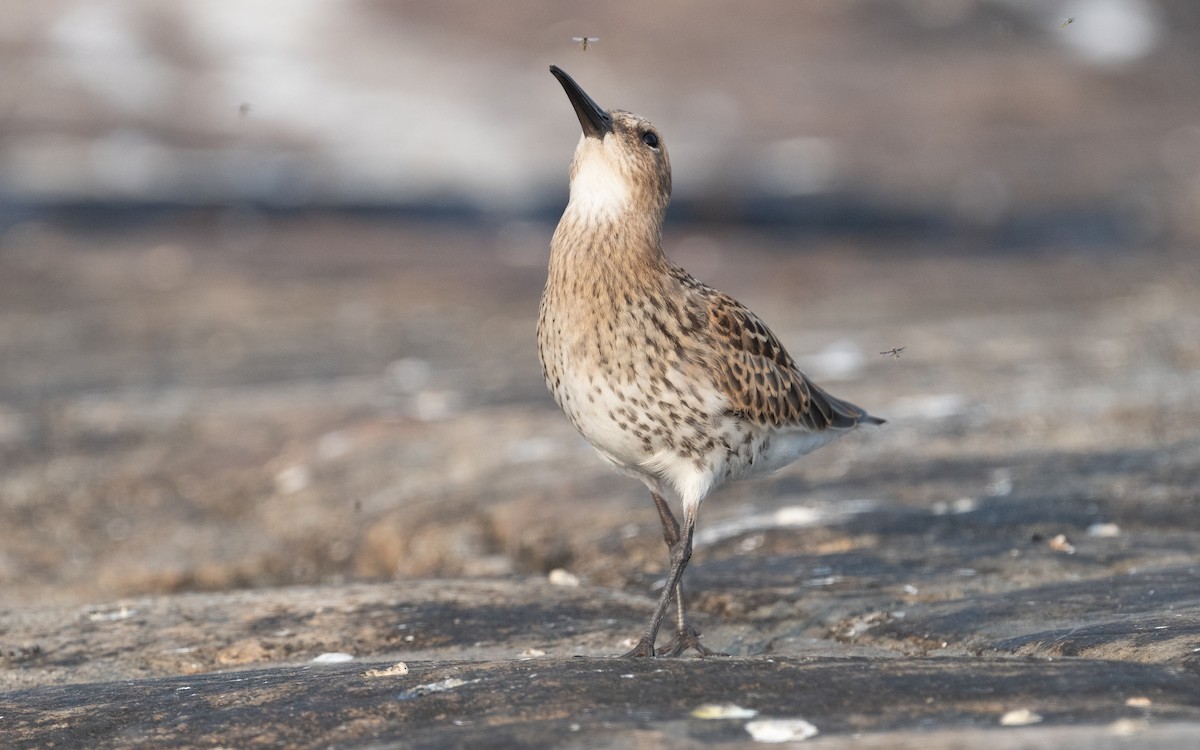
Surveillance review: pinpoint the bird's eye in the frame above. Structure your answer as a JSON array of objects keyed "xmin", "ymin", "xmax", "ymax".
[{"xmin": 641, "ymin": 131, "xmax": 659, "ymax": 149}]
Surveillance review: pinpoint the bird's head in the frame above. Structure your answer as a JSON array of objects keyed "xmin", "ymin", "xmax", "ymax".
[{"xmin": 550, "ymin": 65, "xmax": 672, "ymax": 223}]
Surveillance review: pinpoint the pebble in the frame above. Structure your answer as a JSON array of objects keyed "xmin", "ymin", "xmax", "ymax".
[
  {"xmin": 1048, "ymin": 534, "xmax": 1076, "ymax": 554},
  {"xmin": 362, "ymin": 662, "xmax": 409, "ymax": 678}
]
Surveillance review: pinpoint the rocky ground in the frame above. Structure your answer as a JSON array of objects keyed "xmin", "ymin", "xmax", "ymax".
[
  {"xmin": 3, "ymin": 1, "xmax": 1200, "ymax": 746},
  {"xmin": 1, "ymin": 214, "xmax": 1199, "ymax": 747}
]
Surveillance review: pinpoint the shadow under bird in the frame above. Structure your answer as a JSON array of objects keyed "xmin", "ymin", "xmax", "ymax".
[{"xmin": 538, "ymin": 65, "xmax": 884, "ymax": 657}]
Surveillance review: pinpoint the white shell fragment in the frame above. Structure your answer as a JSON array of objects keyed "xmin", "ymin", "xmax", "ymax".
[
  {"xmin": 311, "ymin": 652, "xmax": 354, "ymax": 663},
  {"xmin": 999, "ymin": 708, "xmax": 1043, "ymax": 726},
  {"xmin": 744, "ymin": 718, "xmax": 819, "ymax": 743},
  {"xmin": 548, "ymin": 568, "xmax": 580, "ymax": 587}
]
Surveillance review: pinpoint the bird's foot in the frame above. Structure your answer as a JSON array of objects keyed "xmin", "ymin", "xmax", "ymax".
[
  {"xmin": 658, "ymin": 625, "xmax": 727, "ymax": 658},
  {"xmin": 620, "ymin": 636, "xmax": 656, "ymax": 658}
]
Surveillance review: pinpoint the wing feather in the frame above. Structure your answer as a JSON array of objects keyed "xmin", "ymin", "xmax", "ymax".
[{"xmin": 702, "ymin": 290, "xmax": 879, "ymax": 431}]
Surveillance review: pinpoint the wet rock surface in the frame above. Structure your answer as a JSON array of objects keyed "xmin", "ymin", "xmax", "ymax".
[{"xmin": 1, "ymin": 216, "xmax": 1199, "ymax": 746}]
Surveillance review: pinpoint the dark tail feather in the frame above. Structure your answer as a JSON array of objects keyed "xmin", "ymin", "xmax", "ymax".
[{"xmin": 814, "ymin": 387, "xmax": 885, "ymax": 429}]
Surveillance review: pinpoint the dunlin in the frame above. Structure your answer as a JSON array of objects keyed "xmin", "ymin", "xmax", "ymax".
[{"xmin": 538, "ymin": 65, "xmax": 884, "ymax": 657}]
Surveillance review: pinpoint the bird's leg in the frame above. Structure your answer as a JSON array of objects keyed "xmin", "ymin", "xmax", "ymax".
[
  {"xmin": 646, "ymin": 492, "xmax": 720, "ymax": 657},
  {"xmin": 623, "ymin": 500, "xmax": 701, "ymax": 658},
  {"xmin": 620, "ymin": 490, "xmax": 680, "ymax": 657},
  {"xmin": 651, "ymin": 491, "xmax": 688, "ymax": 645},
  {"xmin": 651, "ymin": 490, "xmax": 681, "ymax": 547},
  {"xmin": 658, "ymin": 575, "xmax": 723, "ymax": 657}
]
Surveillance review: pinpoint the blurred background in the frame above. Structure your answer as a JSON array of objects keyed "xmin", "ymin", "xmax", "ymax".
[
  {"xmin": 2, "ymin": 0, "xmax": 1198, "ymax": 609},
  {"xmin": 2, "ymin": 0, "xmax": 1200, "ymax": 235}
]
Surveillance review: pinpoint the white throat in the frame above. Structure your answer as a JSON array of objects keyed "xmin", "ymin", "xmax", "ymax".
[{"xmin": 567, "ymin": 152, "xmax": 630, "ymax": 219}]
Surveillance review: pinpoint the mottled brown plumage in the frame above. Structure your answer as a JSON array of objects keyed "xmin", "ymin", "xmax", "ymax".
[
  {"xmin": 538, "ymin": 66, "xmax": 883, "ymax": 657},
  {"xmin": 699, "ymin": 278, "xmax": 874, "ymax": 432}
]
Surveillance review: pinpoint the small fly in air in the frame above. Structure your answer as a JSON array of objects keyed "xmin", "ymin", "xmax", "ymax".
[
  {"xmin": 1060, "ymin": 17, "xmax": 1075, "ymax": 29},
  {"xmin": 880, "ymin": 347, "xmax": 906, "ymax": 359},
  {"xmin": 238, "ymin": 102, "xmax": 252, "ymax": 118},
  {"xmin": 572, "ymin": 36, "xmax": 599, "ymax": 52}
]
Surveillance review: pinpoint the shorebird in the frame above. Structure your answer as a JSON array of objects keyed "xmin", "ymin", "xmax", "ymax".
[{"xmin": 538, "ymin": 65, "xmax": 884, "ymax": 657}]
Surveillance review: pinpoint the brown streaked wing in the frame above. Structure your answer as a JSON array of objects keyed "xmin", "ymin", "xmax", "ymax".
[{"xmin": 703, "ymin": 291, "xmax": 868, "ymax": 431}]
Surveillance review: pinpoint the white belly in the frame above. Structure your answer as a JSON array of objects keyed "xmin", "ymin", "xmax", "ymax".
[{"xmin": 555, "ymin": 368, "xmax": 653, "ymax": 470}]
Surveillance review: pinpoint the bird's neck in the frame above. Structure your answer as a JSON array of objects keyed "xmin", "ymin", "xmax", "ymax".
[
  {"xmin": 550, "ymin": 204, "xmax": 667, "ymax": 285},
  {"xmin": 560, "ymin": 156, "xmax": 667, "ymax": 241}
]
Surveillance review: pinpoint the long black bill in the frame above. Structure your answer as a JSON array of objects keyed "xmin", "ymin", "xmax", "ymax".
[{"xmin": 550, "ymin": 65, "xmax": 612, "ymax": 139}]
